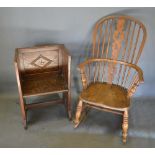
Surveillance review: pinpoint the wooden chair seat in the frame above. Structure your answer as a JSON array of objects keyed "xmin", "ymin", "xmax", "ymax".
[
  {"xmin": 80, "ymin": 82, "xmax": 130, "ymax": 109},
  {"xmin": 22, "ymin": 73, "xmax": 68, "ymax": 97}
]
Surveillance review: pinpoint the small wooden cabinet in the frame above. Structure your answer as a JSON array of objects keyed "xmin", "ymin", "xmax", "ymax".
[{"xmin": 14, "ymin": 44, "xmax": 71, "ymax": 129}]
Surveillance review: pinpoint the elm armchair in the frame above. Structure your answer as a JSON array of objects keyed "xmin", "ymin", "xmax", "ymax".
[
  {"xmin": 14, "ymin": 44, "xmax": 71, "ymax": 129},
  {"xmin": 74, "ymin": 15, "xmax": 147, "ymax": 143}
]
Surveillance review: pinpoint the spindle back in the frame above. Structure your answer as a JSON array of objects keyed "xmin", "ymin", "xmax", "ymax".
[
  {"xmin": 83, "ymin": 15, "xmax": 146, "ymax": 87},
  {"xmin": 92, "ymin": 15, "xmax": 146, "ymax": 64}
]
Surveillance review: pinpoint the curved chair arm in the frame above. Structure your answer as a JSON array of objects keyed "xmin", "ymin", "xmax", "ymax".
[{"xmin": 78, "ymin": 58, "xmax": 144, "ymax": 95}]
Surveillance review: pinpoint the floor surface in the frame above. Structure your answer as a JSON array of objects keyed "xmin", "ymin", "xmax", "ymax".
[{"xmin": 0, "ymin": 93, "xmax": 155, "ymax": 147}]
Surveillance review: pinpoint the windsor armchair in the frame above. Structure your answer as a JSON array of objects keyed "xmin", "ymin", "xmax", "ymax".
[
  {"xmin": 14, "ymin": 44, "xmax": 71, "ymax": 129},
  {"xmin": 74, "ymin": 15, "xmax": 147, "ymax": 143}
]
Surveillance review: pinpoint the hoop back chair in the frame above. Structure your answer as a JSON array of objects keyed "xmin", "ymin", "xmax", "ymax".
[
  {"xmin": 14, "ymin": 44, "xmax": 71, "ymax": 129},
  {"xmin": 74, "ymin": 15, "xmax": 147, "ymax": 143}
]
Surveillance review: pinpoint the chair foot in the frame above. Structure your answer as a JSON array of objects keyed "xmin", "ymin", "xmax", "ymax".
[
  {"xmin": 73, "ymin": 107, "xmax": 90, "ymax": 128},
  {"xmin": 74, "ymin": 100, "xmax": 83, "ymax": 128},
  {"xmin": 74, "ymin": 121, "xmax": 80, "ymax": 128},
  {"xmin": 122, "ymin": 110, "xmax": 128, "ymax": 143},
  {"xmin": 73, "ymin": 100, "xmax": 90, "ymax": 128}
]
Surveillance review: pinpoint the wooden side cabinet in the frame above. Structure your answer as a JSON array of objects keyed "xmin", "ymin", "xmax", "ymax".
[{"xmin": 14, "ymin": 44, "xmax": 71, "ymax": 129}]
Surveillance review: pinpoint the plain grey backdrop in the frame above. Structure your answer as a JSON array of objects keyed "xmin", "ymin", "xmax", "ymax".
[
  {"xmin": 0, "ymin": 8, "xmax": 155, "ymax": 147},
  {"xmin": 0, "ymin": 7, "xmax": 155, "ymax": 97}
]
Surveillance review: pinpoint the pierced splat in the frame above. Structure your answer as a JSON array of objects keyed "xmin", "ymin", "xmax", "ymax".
[
  {"xmin": 90, "ymin": 15, "xmax": 146, "ymax": 87},
  {"xmin": 108, "ymin": 18, "xmax": 125, "ymax": 84}
]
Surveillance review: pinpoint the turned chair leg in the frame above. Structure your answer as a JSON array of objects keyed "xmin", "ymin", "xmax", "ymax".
[
  {"xmin": 19, "ymin": 96, "xmax": 27, "ymax": 129},
  {"xmin": 63, "ymin": 91, "xmax": 72, "ymax": 120},
  {"xmin": 74, "ymin": 100, "xmax": 83, "ymax": 128},
  {"xmin": 122, "ymin": 110, "xmax": 128, "ymax": 143}
]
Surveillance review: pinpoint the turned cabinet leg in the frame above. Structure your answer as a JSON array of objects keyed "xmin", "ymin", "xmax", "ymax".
[
  {"xmin": 122, "ymin": 110, "xmax": 128, "ymax": 143},
  {"xmin": 74, "ymin": 100, "xmax": 83, "ymax": 128},
  {"xmin": 19, "ymin": 96, "xmax": 27, "ymax": 129},
  {"xmin": 63, "ymin": 91, "xmax": 72, "ymax": 120}
]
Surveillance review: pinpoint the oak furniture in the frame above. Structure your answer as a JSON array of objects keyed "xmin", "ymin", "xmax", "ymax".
[
  {"xmin": 74, "ymin": 15, "xmax": 147, "ymax": 143},
  {"xmin": 14, "ymin": 44, "xmax": 71, "ymax": 129}
]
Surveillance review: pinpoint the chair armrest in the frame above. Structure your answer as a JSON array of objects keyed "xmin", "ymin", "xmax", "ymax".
[{"xmin": 78, "ymin": 58, "xmax": 144, "ymax": 91}]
